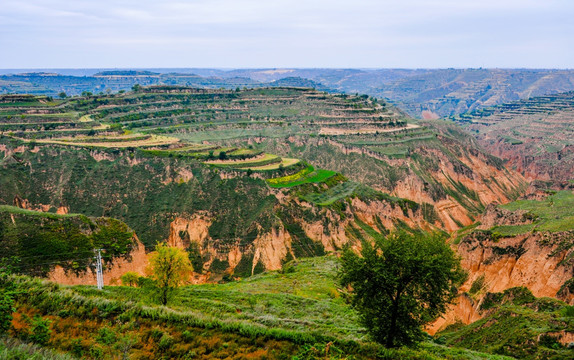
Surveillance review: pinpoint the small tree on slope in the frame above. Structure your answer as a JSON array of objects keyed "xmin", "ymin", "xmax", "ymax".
[
  {"xmin": 339, "ymin": 231, "xmax": 466, "ymax": 347},
  {"xmin": 147, "ymin": 243, "xmax": 193, "ymax": 305}
]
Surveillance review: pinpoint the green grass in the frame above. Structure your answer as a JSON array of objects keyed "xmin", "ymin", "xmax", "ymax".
[
  {"xmin": 0, "ymin": 205, "xmax": 79, "ymax": 219},
  {"xmin": 3, "ymin": 258, "xmax": 517, "ymax": 360},
  {"xmin": 439, "ymin": 288, "xmax": 574, "ymax": 359},
  {"xmin": 268, "ymin": 169, "xmax": 337, "ymax": 188},
  {"xmin": 72, "ymin": 256, "xmax": 364, "ymax": 341},
  {"xmin": 302, "ymin": 181, "xmax": 360, "ymax": 206},
  {"xmin": 0, "ymin": 337, "xmax": 76, "ymax": 360},
  {"xmin": 246, "ymin": 157, "xmax": 300, "ymax": 170},
  {"xmin": 492, "ymin": 191, "xmax": 574, "ymax": 235},
  {"xmin": 208, "ymin": 153, "xmax": 282, "ymax": 168}
]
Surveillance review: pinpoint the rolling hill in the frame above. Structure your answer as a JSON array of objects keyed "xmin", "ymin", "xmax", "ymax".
[{"xmin": 451, "ymin": 91, "xmax": 574, "ymax": 182}]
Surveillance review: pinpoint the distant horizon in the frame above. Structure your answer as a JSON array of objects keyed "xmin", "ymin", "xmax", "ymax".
[{"xmin": 1, "ymin": 67, "xmax": 574, "ymax": 73}]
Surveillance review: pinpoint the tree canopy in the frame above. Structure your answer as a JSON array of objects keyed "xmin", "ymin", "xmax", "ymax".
[
  {"xmin": 339, "ymin": 231, "xmax": 466, "ymax": 347},
  {"xmin": 147, "ymin": 243, "xmax": 193, "ymax": 305}
]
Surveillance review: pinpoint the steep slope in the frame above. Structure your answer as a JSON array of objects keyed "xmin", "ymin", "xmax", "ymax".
[
  {"xmin": 457, "ymin": 190, "xmax": 574, "ymax": 301},
  {"xmin": 0, "ymin": 142, "xmax": 429, "ymax": 278},
  {"xmin": 249, "ymin": 120, "xmax": 526, "ymax": 231},
  {"xmin": 0, "ymin": 205, "xmax": 141, "ymax": 283},
  {"xmin": 1, "ymin": 257, "xmax": 517, "ymax": 360},
  {"xmin": 0, "ymin": 87, "xmax": 524, "ymax": 278},
  {"xmin": 452, "ymin": 91, "xmax": 574, "ymax": 182},
  {"xmin": 430, "ymin": 188, "xmax": 574, "ymax": 335},
  {"xmin": 438, "ymin": 287, "xmax": 574, "ymax": 360}
]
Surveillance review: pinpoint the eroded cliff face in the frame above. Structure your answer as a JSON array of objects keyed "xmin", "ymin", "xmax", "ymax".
[
  {"xmin": 427, "ymin": 294, "xmax": 481, "ymax": 335},
  {"xmin": 164, "ymin": 193, "xmax": 428, "ymax": 279},
  {"xmin": 458, "ymin": 230, "xmax": 574, "ymax": 301},
  {"xmin": 256, "ymin": 133, "xmax": 526, "ymax": 232},
  {"xmin": 389, "ymin": 138, "xmax": 525, "ymax": 231},
  {"xmin": 430, "ymin": 230, "xmax": 574, "ymax": 333},
  {"xmin": 47, "ymin": 233, "xmax": 148, "ymax": 286},
  {"xmin": 478, "ymin": 131, "xmax": 574, "ymax": 182}
]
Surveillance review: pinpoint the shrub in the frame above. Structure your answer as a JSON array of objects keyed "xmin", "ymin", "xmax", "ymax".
[
  {"xmin": 469, "ymin": 274, "xmax": 485, "ymax": 295},
  {"xmin": 0, "ymin": 293, "xmax": 15, "ymax": 335},
  {"xmin": 29, "ymin": 315, "xmax": 51, "ymax": 346},
  {"xmin": 120, "ymin": 272, "xmax": 140, "ymax": 287},
  {"xmin": 96, "ymin": 327, "xmax": 117, "ymax": 345},
  {"xmin": 158, "ymin": 334, "xmax": 174, "ymax": 352},
  {"xmin": 181, "ymin": 330, "xmax": 194, "ymax": 343}
]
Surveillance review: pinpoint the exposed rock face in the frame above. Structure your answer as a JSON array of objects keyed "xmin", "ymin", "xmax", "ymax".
[
  {"xmin": 252, "ymin": 227, "xmax": 293, "ymax": 272},
  {"xmin": 259, "ymin": 133, "xmax": 526, "ymax": 232},
  {"xmin": 48, "ymin": 237, "xmax": 149, "ymax": 286},
  {"xmin": 167, "ymin": 215, "xmax": 212, "ymax": 249},
  {"xmin": 480, "ymin": 139, "xmax": 574, "ymax": 182},
  {"xmin": 477, "ymin": 203, "xmax": 532, "ymax": 230},
  {"xmin": 430, "ymin": 229, "xmax": 574, "ymax": 333},
  {"xmin": 427, "ymin": 294, "xmax": 481, "ymax": 335},
  {"xmin": 458, "ymin": 231, "xmax": 574, "ymax": 300},
  {"xmin": 162, "ymin": 194, "xmax": 428, "ymax": 278}
]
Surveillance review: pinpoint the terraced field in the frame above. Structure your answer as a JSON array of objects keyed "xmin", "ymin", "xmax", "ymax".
[
  {"xmin": 0, "ymin": 86, "xmax": 526, "ymax": 230},
  {"xmin": 0, "ymin": 87, "xmax": 407, "ymax": 209},
  {"xmin": 451, "ymin": 92, "xmax": 574, "ymax": 181}
]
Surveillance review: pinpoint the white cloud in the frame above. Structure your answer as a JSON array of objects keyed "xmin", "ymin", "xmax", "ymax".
[{"xmin": 0, "ymin": 0, "xmax": 572, "ymax": 68}]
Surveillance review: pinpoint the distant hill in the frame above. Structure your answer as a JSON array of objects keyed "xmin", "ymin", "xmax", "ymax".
[
  {"xmin": 451, "ymin": 91, "xmax": 574, "ymax": 181},
  {"xmin": 94, "ymin": 70, "xmax": 160, "ymax": 76},
  {"xmin": 4, "ymin": 68, "xmax": 574, "ymax": 117},
  {"xmin": 221, "ymin": 68, "xmax": 574, "ymax": 118}
]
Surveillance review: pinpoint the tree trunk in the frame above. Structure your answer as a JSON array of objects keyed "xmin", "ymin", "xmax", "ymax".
[{"xmin": 386, "ymin": 298, "xmax": 399, "ymax": 348}]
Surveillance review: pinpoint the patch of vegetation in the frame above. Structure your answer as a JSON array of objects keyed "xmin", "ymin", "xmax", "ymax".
[
  {"xmin": 495, "ymin": 191, "xmax": 574, "ymax": 234},
  {"xmin": 440, "ymin": 287, "xmax": 574, "ymax": 360},
  {"xmin": 0, "ymin": 207, "xmax": 136, "ymax": 276},
  {"xmin": 1, "ymin": 255, "xmax": 517, "ymax": 360},
  {"xmin": 268, "ymin": 169, "xmax": 338, "ymax": 188}
]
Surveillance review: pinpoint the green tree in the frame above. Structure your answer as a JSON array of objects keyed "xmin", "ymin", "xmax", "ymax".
[
  {"xmin": 132, "ymin": 84, "xmax": 142, "ymax": 92},
  {"xmin": 339, "ymin": 231, "xmax": 466, "ymax": 348},
  {"xmin": 147, "ymin": 243, "xmax": 193, "ymax": 305},
  {"xmin": 120, "ymin": 271, "xmax": 140, "ymax": 287},
  {"xmin": 58, "ymin": 92, "xmax": 67, "ymax": 99}
]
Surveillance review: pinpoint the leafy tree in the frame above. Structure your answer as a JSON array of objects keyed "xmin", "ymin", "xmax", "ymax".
[
  {"xmin": 58, "ymin": 92, "xmax": 67, "ymax": 99},
  {"xmin": 147, "ymin": 243, "xmax": 193, "ymax": 305},
  {"xmin": 339, "ymin": 231, "xmax": 466, "ymax": 347},
  {"xmin": 120, "ymin": 271, "xmax": 140, "ymax": 287},
  {"xmin": 132, "ymin": 84, "xmax": 142, "ymax": 92}
]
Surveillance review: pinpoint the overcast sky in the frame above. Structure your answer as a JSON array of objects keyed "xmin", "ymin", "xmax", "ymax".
[{"xmin": 1, "ymin": 0, "xmax": 573, "ymax": 69}]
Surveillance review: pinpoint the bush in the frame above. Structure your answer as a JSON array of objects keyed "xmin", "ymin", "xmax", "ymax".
[
  {"xmin": 29, "ymin": 315, "xmax": 51, "ymax": 346},
  {"xmin": 120, "ymin": 272, "xmax": 140, "ymax": 287},
  {"xmin": 96, "ymin": 327, "xmax": 117, "ymax": 345},
  {"xmin": 181, "ymin": 330, "xmax": 194, "ymax": 343},
  {"xmin": 0, "ymin": 293, "xmax": 15, "ymax": 335},
  {"xmin": 469, "ymin": 274, "xmax": 485, "ymax": 295}
]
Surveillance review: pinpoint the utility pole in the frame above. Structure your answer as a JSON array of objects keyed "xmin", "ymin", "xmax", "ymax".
[{"xmin": 95, "ymin": 249, "xmax": 104, "ymax": 290}]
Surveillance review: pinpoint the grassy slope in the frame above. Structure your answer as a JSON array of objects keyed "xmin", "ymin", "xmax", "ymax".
[
  {"xmin": 4, "ymin": 256, "xmax": 514, "ymax": 360},
  {"xmin": 439, "ymin": 288, "xmax": 574, "ymax": 360},
  {"xmin": 491, "ymin": 190, "xmax": 574, "ymax": 236}
]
